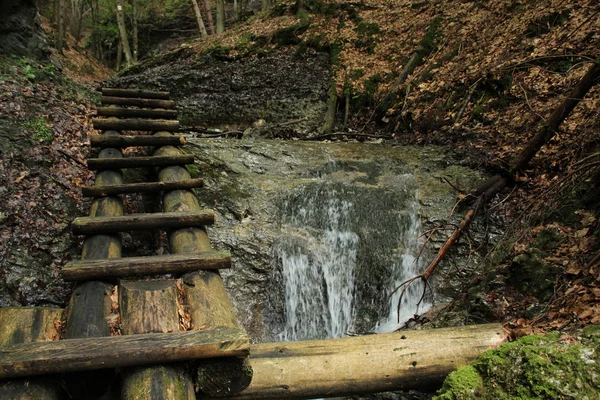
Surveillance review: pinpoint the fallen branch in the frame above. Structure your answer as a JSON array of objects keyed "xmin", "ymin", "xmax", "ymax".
[
  {"xmin": 303, "ymin": 132, "xmax": 393, "ymax": 141},
  {"xmin": 396, "ymin": 59, "xmax": 600, "ymax": 313}
]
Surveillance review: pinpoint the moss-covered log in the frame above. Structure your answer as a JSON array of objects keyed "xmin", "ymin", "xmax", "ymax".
[
  {"xmin": 90, "ymin": 134, "xmax": 186, "ymax": 148},
  {"xmin": 0, "ymin": 308, "xmax": 63, "ymax": 400},
  {"xmin": 92, "ymin": 118, "xmax": 180, "ymax": 132},
  {"xmin": 101, "ymin": 96, "xmax": 175, "ymax": 109},
  {"xmin": 81, "ymin": 178, "xmax": 204, "ymax": 197},
  {"xmin": 101, "ymin": 88, "xmax": 171, "ymax": 99},
  {"xmin": 97, "ymin": 107, "xmax": 178, "ymax": 120},
  {"xmin": 87, "ymin": 154, "xmax": 194, "ymax": 170}
]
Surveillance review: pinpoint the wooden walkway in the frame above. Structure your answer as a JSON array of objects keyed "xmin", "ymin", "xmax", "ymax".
[{"xmin": 0, "ymin": 88, "xmax": 506, "ymax": 400}]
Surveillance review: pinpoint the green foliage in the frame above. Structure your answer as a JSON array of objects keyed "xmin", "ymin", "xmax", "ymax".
[
  {"xmin": 436, "ymin": 331, "xmax": 600, "ymax": 400},
  {"xmin": 0, "ymin": 56, "xmax": 56, "ymax": 82},
  {"xmin": 355, "ymin": 22, "xmax": 381, "ymax": 54},
  {"xmin": 525, "ymin": 10, "xmax": 570, "ymax": 38},
  {"xmin": 420, "ymin": 16, "xmax": 443, "ymax": 56},
  {"xmin": 22, "ymin": 117, "xmax": 53, "ymax": 142}
]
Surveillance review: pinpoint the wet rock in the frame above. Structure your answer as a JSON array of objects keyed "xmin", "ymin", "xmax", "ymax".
[{"xmin": 0, "ymin": 0, "xmax": 50, "ymax": 59}]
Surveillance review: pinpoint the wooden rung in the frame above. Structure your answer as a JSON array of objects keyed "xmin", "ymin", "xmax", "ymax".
[
  {"xmin": 63, "ymin": 251, "xmax": 231, "ymax": 281},
  {"xmin": 97, "ymin": 107, "xmax": 178, "ymax": 120},
  {"xmin": 87, "ymin": 154, "xmax": 194, "ymax": 170},
  {"xmin": 81, "ymin": 178, "xmax": 204, "ymax": 197},
  {"xmin": 72, "ymin": 210, "xmax": 215, "ymax": 235},
  {"xmin": 0, "ymin": 327, "xmax": 249, "ymax": 379},
  {"xmin": 101, "ymin": 88, "xmax": 170, "ymax": 100},
  {"xmin": 93, "ymin": 118, "xmax": 180, "ymax": 132},
  {"xmin": 90, "ymin": 135, "xmax": 186, "ymax": 148},
  {"xmin": 101, "ymin": 96, "xmax": 176, "ymax": 109}
]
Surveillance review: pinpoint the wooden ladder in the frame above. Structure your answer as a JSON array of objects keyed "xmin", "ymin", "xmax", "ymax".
[{"xmin": 0, "ymin": 88, "xmax": 251, "ymax": 399}]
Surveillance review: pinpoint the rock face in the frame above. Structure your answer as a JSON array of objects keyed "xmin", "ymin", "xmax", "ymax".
[
  {"xmin": 108, "ymin": 48, "xmax": 331, "ymax": 134},
  {"xmin": 188, "ymin": 138, "xmax": 484, "ymax": 341},
  {"xmin": 0, "ymin": 0, "xmax": 49, "ymax": 59}
]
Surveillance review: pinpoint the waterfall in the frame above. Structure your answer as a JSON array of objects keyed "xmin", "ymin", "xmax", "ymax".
[{"xmin": 274, "ymin": 177, "xmax": 430, "ymax": 341}]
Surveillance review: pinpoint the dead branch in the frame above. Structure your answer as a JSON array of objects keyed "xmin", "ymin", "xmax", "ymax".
[{"xmin": 303, "ymin": 132, "xmax": 393, "ymax": 141}]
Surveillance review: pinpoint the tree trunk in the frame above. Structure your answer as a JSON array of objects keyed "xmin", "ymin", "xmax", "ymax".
[
  {"xmin": 115, "ymin": 0, "xmax": 133, "ymax": 66},
  {"xmin": 116, "ymin": 37, "xmax": 122, "ymax": 71},
  {"xmin": 56, "ymin": 0, "xmax": 65, "ymax": 53},
  {"xmin": 191, "ymin": 0, "xmax": 208, "ymax": 37},
  {"xmin": 132, "ymin": 0, "xmax": 138, "ymax": 62},
  {"xmin": 233, "ymin": 0, "xmax": 238, "ymax": 19},
  {"xmin": 217, "ymin": 324, "xmax": 506, "ymax": 399},
  {"xmin": 216, "ymin": 0, "xmax": 224, "ymax": 34},
  {"xmin": 204, "ymin": 0, "xmax": 215, "ymax": 35},
  {"xmin": 261, "ymin": 0, "xmax": 269, "ymax": 12}
]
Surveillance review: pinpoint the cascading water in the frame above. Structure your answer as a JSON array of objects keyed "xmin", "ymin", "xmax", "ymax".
[{"xmin": 273, "ymin": 171, "xmax": 431, "ymax": 342}]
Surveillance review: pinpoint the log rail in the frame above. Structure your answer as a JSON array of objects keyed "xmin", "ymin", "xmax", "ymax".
[{"xmin": 0, "ymin": 88, "xmax": 508, "ymax": 399}]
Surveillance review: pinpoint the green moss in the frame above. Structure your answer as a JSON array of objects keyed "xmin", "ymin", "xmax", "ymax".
[
  {"xmin": 436, "ymin": 332, "xmax": 600, "ymax": 400},
  {"xmin": 436, "ymin": 365, "xmax": 483, "ymax": 400},
  {"xmin": 22, "ymin": 116, "xmax": 53, "ymax": 142},
  {"xmin": 186, "ymin": 164, "xmax": 200, "ymax": 179}
]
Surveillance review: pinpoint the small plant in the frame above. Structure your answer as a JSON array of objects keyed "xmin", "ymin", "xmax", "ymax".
[{"xmin": 23, "ymin": 117, "xmax": 53, "ymax": 142}]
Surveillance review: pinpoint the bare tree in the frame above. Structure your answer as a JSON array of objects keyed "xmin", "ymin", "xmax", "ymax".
[
  {"xmin": 191, "ymin": 0, "xmax": 208, "ymax": 37},
  {"xmin": 204, "ymin": 0, "xmax": 215, "ymax": 35},
  {"xmin": 57, "ymin": 0, "xmax": 65, "ymax": 53},
  {"xmin": 132, "ymin": 0, "xmax": 138, "ymax": 62},
  {"xmin": 115, "ymin": 0, "xmax": 133, "ymax": 65},
  {"xmin": 216, "ymin": 0, "xmax": 224, "ymax": 34}
]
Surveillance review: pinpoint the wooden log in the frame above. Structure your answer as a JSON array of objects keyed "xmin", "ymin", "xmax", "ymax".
[
  {"xmin": 101, "ymin": 88, "xmax": 170, "ymax": 99},
  {"xmin": 72, "ymin": 210, "xmax": 215, "ymax": 235},
  {"xmin": 120, "ymin": 279, "xmax": 195, "ymax": 399},
  {"xmin": 92, "ymin": 118, "xmax": 180, "ymax": 132},
  {"xmin": 217, "ymin": 324, "xmax": 507, "ymax": 399},
  {"xmin": 81, "ymin": 178, "xmax": 204, "ymax": 197},
  {"xmin": 152, "ymin": 136, "xmax": 251, "ymax": 396},
  {"xmin": 97, "ymin": 107, "xmax": 178, "ymax": 120},
  {"xmin": 87, "ymin": 154, "xmax": 194, "ymax": 170},
  {"xmin": 101, "ymin": 96, "xmax": 176, "ymax": 109},
  {"xmin": 0, "ymin": 308, "xmax": 64, "ymax": 400},
  {"xmin": 63, "ymin": 251, "xmax": 232, "ymax": 281},
  {"xmin": 119, "ymin": 280, "xmax": 180, "ymax": 336},
  {"xmin": 63, "ymin": 133, "xmax": 123, "ymax": 399},
  {"xmin": 0, "ymin": 327, "xmax": 250, "ymax": 379},
  {"xmin": 90, "ymin": 135, "xmax": 186, "ymax": 148}
]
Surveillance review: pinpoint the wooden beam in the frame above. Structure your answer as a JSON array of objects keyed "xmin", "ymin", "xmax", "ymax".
[
  {"xmin": 0, "ymin": 308, "xmax": 64, "ymax": 399},
  {"xmin": 81, "ymin": 178, "xmax": 204, "ymax": 197},
  {"xmin": 0, "ymin": 327, "xmax": 250, "ymax": 379},
  {"xmin": 151, "ymin": 137, "xmax": 252, "ymax": 396},
  {"xmin": 90, "ymin": 135, "xmax": 186, "ymax": 148},
  {"xmin": 72, "ymin": 210, "xmax": 215, "ymax": 235},
  {"xmin": 92, "ymin": 118, "xmax": 180, "ymax": 132},
  {"xmin": 97, "ymin": 107, "xmax": 178, "ymax": 120},
  {"xmin": 215, "ymin": 324, "xmax": 507, "ymax": 399},
  {"xmin": 86, "ymin": 154, "xmax": 194, "ymax": 170},
  {"xmin": 101, "ymin": 96, "xmax": 176, "ymax": 109},
  {"xmin": 101, "ymin": 88, "xmax": 170, "ymax": 99},
  {"xmin": 63, "ymin": 251, "xmax": 231, "ymax": 281}
]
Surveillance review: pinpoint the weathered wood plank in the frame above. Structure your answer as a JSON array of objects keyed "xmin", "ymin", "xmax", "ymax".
[
  {"xmin": 81, "ymin": 178, "xmax": 204, "ymax": 197},
  {"xmin": 63, "ymin": 251, "xmax": 231, "ymax": 281},
  {"xmin": 92, "ymin": 118, "xmax": 179, "ymax": 132},
  {"xmin": 0, "ymin": 327, "xmax": 250, "ymax": 379},
  {"xmin": 216, "ymin": 324, "xmax": 507, "ymax": 399},
  {"xmin": 101, "ymin": 96, "xmax": 176, "ymax": 109},
  {"xmin": 72, "ymin": 210, "xmax": 215, "ymax": 235},
  {"xmin": 87, "ymin": 154, "xmax": 194, "ymax": 170},
  {"xmin": 90, "ymin": 134, "xmax": 186, "ymax": 148},
  {"xmin": 101, "ymin": 88, "xmax": 170, "ymax": 99},
  {"xmin": 97, "ymin": 107, "xmax": 178, "ymax": 120}
]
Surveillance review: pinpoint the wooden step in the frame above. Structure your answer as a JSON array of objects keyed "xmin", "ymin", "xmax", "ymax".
[
  {"xmin": 93, "ymin": 118, "xmax": 180, "ymax": 132},
  {"xmin": 101, "ymin": 96, "xmax": 176, "ymax": 109},
  {"xmin": 63, "ymin": 251, "xmax": 231, "ymax": 281},
  {"xmin": 0, "ymin": 327, "xmax": 249, "ymax": 379},
  {"xmin": 90, "ymin": 134, "xmax": 186, "ymax": 148},
  {"xmin": 72, "ymin": 210, "xmax": 215, "ymax": 235},
  {"xmin": 87, "ymin": 154, "xmax": 194, "ymax": 170},
  {"xmin": 101, "ymin": 88, "xmax": 170, "ymax": 100},
  {"xmin": 81, "ymin": 178, "xmax": 204, "ymax": 197},
  {"xmin": 97, "ymin": 107, "xmax": 178, "ymax": 120}
]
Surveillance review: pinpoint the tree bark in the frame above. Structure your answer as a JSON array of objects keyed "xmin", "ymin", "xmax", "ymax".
[
  {"xmin": 216, "ymin": 0, "xmax": 224, "ymax": 34},
  {"xmin": 90, "ymin": 134, "xmax": 186, "ymax": 148},
  {"xmin": 101, "ymin": 96, "xmax": 176, "ymax": 109},
  {"xmin": 191, "ymin": 0, "xmax": 208, "ymax": 37},
  {"xmin": 86, "ymin": 154, "xmax": 194, "ymax": 170},
  {"xmin": 92, "ymin": 118, "xmax": 180, "ymax": 131},
  {"xmin": 204, "ymin": 0, "xmax": 215, "ymax": 35},
  {"xmin": 56, "ymin": 0, "xmax": 65, "ymax": 53},
  {"xmin": 0, "ymin": 308, "xmax": 64, "ymax": 400},
  {"xmin": 0, "ymin": 328, "xmax": 250, "ymax": 379},
  {"xmin": 63, "ymin": 251, "xmax": 231, "ymax": 281},
  {"xmin": 116, "ymin": 0, "xmax": 133, "ymax": 66},
  {"xmin": 81, "ymin": 177, "xmax": 204, "ymax": 197},
  {"xmin": 216, "ymin": 324, "xmax": 506, "ymax": 399},
  {"xmin": 132, "ymin": 0, "xmax": 138, "ymax": 62}
]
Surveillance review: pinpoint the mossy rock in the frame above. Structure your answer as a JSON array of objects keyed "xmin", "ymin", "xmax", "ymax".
[
  {"xmin": 509, "ymin": 249, "xmax": 558, "ymax": 301},
  {"xmin": 435, "ymin": 331, "xmax": 600, "ymax": 400}
]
